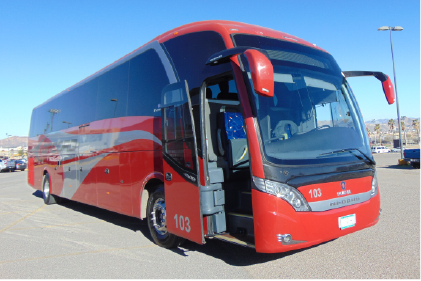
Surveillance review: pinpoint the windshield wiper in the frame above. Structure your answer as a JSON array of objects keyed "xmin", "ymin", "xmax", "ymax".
[{"xmin": 320, "ymin": 148, "xmax": 376, "ymax": 165}]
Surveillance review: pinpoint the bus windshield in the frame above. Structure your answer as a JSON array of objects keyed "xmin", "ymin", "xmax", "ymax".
[{"xmin": 233, "ymin": 34, "xmax": 372, "ymax": 165}]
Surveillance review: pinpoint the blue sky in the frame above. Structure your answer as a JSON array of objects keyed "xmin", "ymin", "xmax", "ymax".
[{"xmin": 0, "ymin": 0, "xmax": 419, "ymax": 138}]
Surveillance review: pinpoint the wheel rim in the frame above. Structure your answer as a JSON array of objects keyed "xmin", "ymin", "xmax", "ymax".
[
  {"xmin": 151, "ymin": 198, "xmax": 167, "ymax": 236},
  {"xmin": 43, "ymin": 179, "xmax": 50, "ymax": 200}
]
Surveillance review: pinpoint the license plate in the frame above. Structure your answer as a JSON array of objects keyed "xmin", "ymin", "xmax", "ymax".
[{"xmin": 338, "ymin": 214, "xmax": 356, "ymax": 230}]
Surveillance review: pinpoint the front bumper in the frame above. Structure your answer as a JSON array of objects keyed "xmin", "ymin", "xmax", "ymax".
[{"xmin": 252, "ymin": 189, "xmax": 381, "ymax": 253}]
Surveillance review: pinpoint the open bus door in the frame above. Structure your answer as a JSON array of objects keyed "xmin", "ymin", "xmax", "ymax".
[{"xmin": 160, "ymin": 81, "xmax": 204, "ymax": 244}]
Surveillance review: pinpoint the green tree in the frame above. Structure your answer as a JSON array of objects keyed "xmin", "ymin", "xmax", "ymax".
[
  {"xmin": 374, "ymin": 124, "xmax": 381, "ymax": 144},
  {"xmin": 412, "ymin": 119, "xmax": 419, "ymax": 144},
  {"xmin": 401, "ymin": 121, "xmax": 407, "ymax": 145},
  {"xmin": 388, "ymin": 119, "xmax": 395, "ymax": 133},
  {"xmin": 17, "ymin": 149, "xmax": 23, "ymax": 157},
  {"xmin": 366, "ymin": 127, "xmax": 371, "ymax": 144}
]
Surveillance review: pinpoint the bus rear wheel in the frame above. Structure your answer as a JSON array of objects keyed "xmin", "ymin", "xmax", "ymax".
[
  {"xmin": 42, "ymin": 173, "xmax": 60, "ymax": 205},
  {"xmin": 146, "ymin": 185, "xmax": 184, "ymax": 248}
]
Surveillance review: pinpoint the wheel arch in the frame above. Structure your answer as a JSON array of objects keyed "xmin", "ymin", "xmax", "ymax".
[
  {"xmin": 139, "ymin": 173, "xmax": 164, "ymax": 220},
  {"xmin": 42, "ymin": 168, "xmax": 50, "ymax": 186}
]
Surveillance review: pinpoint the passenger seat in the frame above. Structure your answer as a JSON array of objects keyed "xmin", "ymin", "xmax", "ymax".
[{"xmin": 217, "ymin": 111, "xmax": 249, "ymax": 169}]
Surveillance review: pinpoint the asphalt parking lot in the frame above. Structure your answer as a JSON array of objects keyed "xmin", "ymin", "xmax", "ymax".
[{"xmin": 0, "ymin": 153, "xmax": 419, "ymax": 278}]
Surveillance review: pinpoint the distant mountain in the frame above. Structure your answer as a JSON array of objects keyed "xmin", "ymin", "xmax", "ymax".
[
  {"xmin": 0, "ymin": 136, "xmax": 28, "ymax": 148},
  {"xmin": 365, "ymin": 117, "xmax": 420, "ymax": 124},
  {"xmin": 365, "ymin": 117, "xmax": 420, "ymax": 133}
]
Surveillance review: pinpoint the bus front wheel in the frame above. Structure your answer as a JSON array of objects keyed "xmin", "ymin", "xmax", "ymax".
[{"xmin": 146, "ymin": 185, "xmax": 184, "ymax": 248}]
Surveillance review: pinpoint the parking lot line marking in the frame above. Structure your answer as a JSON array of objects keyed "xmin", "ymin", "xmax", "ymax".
[
  {"xmin": 0, "ymin": 244, "xmax": 157, "ymax": 265},
  {"xmin": 8, "ymin": 220, "xmax": 106, "ymax": 231},
  {"xmin": 0, "ymin": 205, "xmax": 46, "ymax": 234},
  {"xmin": 0, "ymin": 200, "xmax": 43, "ymax": 204},
  {"xmin": 0, "ymin": 211, "xmax": 34, "ymax": 215}
]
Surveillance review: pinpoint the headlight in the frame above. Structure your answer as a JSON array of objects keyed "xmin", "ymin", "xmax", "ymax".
[
  {"xmin": 371, "ymin": 169, "xmax": 378, "ymax": 197},
  {"xmin": 253, "ymin": 177, "xmax": 311, "ymax": 212}
]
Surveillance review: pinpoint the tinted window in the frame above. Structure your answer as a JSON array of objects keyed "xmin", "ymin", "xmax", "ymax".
[
  {"xmin": 29, "ymin": 109, "xmax": 38, "ymax": 137},
  {"xmin": 128, "ymin": 49, "xmax": 169, "ymax": 117},
  {"xmin": 162, "ymin": 31, "xmax": 230, "ymax": 91},
  {"xmin": 163, "ymin": 31, "xmax": 231, "ymax": 157},
  {"xmin": 96, "ymin": 61, "xmax": 129, "ymax": 120},
  {"xmin": 55, "ymin": 78, "xmax": 98, "ymax": 128},
  {"xmin": 162, "ymin": 82, "xmax": 197, "ymax": 173},
  {"xmin": 72, "ymin": 79, "xmax": 98, "ymax": 126},
  {"xmin": 33, "ymin": 103, "xmax": 54, "ymax": 136}
]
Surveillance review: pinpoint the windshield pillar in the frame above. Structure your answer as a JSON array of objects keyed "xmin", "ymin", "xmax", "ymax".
[{"xmin": 231, "ymin": 62, "xmax": 265, "ymax": 178}]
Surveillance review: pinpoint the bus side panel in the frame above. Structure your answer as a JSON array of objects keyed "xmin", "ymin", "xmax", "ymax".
[
  {"xmin": 119, "ymin": 152, "xmax": 133, "ymax": 216},
  {"xmin": 96, "ymin": 153, "xmax": 121, "ymax": 213},
  {"xmin": 33, "ymin": 158, "xmax": 44, "ymax": 191},
  {"xmin": 28, "ymin": 155, "xmax": 35, "ymax": 187},
  {"xmin": 51, "ymin": 164, "xmax": 64, "ymax": 198},
  {"xmin": 27, "ymin": 138, "xmax": 36, "ymax": 187},
  {"xmin": 71, "ymin": 156, "xmax": 98, "ymax": 206}
]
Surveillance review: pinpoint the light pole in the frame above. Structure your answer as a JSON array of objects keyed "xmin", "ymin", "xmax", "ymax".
[
  {"xmin": 378, "ymin": 25, "xmax": 404, "ymax": 159},
  {"xmin": 62, "ymin": 121, "xmax": 72, "ymax": 128}
]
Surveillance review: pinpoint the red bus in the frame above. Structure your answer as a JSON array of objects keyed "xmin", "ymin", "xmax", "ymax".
[{"xmin": 28, "ymin": 20, "xmax": 395, "ymax": 253}]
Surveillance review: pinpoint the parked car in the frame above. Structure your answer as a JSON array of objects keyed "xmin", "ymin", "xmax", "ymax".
[
  {"xmin": 391, "ymin": 147, "xmax": 401, "ymax": 152},
  {"xmin": 0, "ymin": 159, "xmax": 8, "ymax": 172},
  {"xmin": 15, "ymin": 160, "xmax": 27, "ymax": 171},
  {"xmin": 6, "ymin": 160, "xmax": 16, "ymax": 172},
  {"xmin": 404, "ymin": 148, "xmax": 420, "ymax": 169},
  {"xmin": 371, "ymin": 146, "xmax": 390, "ymax": 153}
]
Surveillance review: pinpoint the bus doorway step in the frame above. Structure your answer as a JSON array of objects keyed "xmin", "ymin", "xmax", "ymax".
[
  {"xmin": 227, "ymin": 212, "xmax": 254, "ymax": 237},
  {"xmin": 212, "ymin": 233, "xmax": 255, "ymax": 248}
]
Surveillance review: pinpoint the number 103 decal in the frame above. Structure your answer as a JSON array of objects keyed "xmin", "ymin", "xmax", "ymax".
[
  {"xmin": 309, "ymin": 188, "xmax": 322, "ymax": 198},
  {"xmin": 174, "ymin": 214, "xmax": 191, "ymax": 233}
]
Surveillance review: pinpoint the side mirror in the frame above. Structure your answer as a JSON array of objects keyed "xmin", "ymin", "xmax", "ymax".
[
  {"xmin": 206, "ymin": 46, "xmax": 274, "ymax": 97},
  {"xmin": 342, "ymin": 71, "xmax": 395, "ymax": 105},
  {"xmin": 381, "ymin": 75, "xmax": 395, "ymax": 105},
  {"xmin": 244, "ymin": 49, "xmax": 274, "ymax": 97}
]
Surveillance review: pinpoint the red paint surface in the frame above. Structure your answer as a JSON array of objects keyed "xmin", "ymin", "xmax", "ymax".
[
  {"xmin": 298, "ymin": 176, "xmax": 372, "ymax": 203},
  {"xmin": 244, "ymin": 49, "xmax": 274, "ymax": 97},
  {"xmin": 252, "ymin": 187, "xmax": 380, "ymax": 253},
  {"xmin": 382, "ymin": 76, "xmax": 395, "ymax": 105},
  {"xmin": 163, "ymin": 159, "xmax": 203, "ymax": 244},
  {"xmin": 95, "ymin": 153, "xmax": 121, "ymax": 213},
  {"xmin": 198, "ymin": 156, "xmax": 206, "ymax": 186},
  {"xmin": 232, "ymin": 62, "xmax": 265, "ymax": 178}
]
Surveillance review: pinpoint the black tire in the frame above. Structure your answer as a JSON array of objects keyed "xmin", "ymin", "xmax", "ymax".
[
  {"xmin": 42, "ymin": 173, "xmax": 59, "ymax": 205},
  {"xmin": 146, "ymin": 185, "xmax": 184, "ymax": 248}
]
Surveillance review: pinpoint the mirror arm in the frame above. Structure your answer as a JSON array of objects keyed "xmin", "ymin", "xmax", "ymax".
[
  {"xmin": 342, "ymin": 71, "xmax": 395, "ymax": 105},
  {"xmin": 205, "ymin": 47, "xmax": 269, "ymax": 66},
  {"xmin": 342, "ymin": 71, "xmax": 388, "ymax": 82}
]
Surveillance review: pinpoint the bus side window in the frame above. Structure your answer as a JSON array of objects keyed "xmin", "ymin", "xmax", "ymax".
[
  {"xmin": 95, "ymin": 62, "xmax": 129, "ymax": 121},
  {"xmin": 128, "ymin": 49, "xmax": 170, "ymax": 117}
]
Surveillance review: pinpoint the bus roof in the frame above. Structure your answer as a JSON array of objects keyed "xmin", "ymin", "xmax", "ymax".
[{"xmin": 35, "ymin": 20, "xmax": 326, "ymax": 110}]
